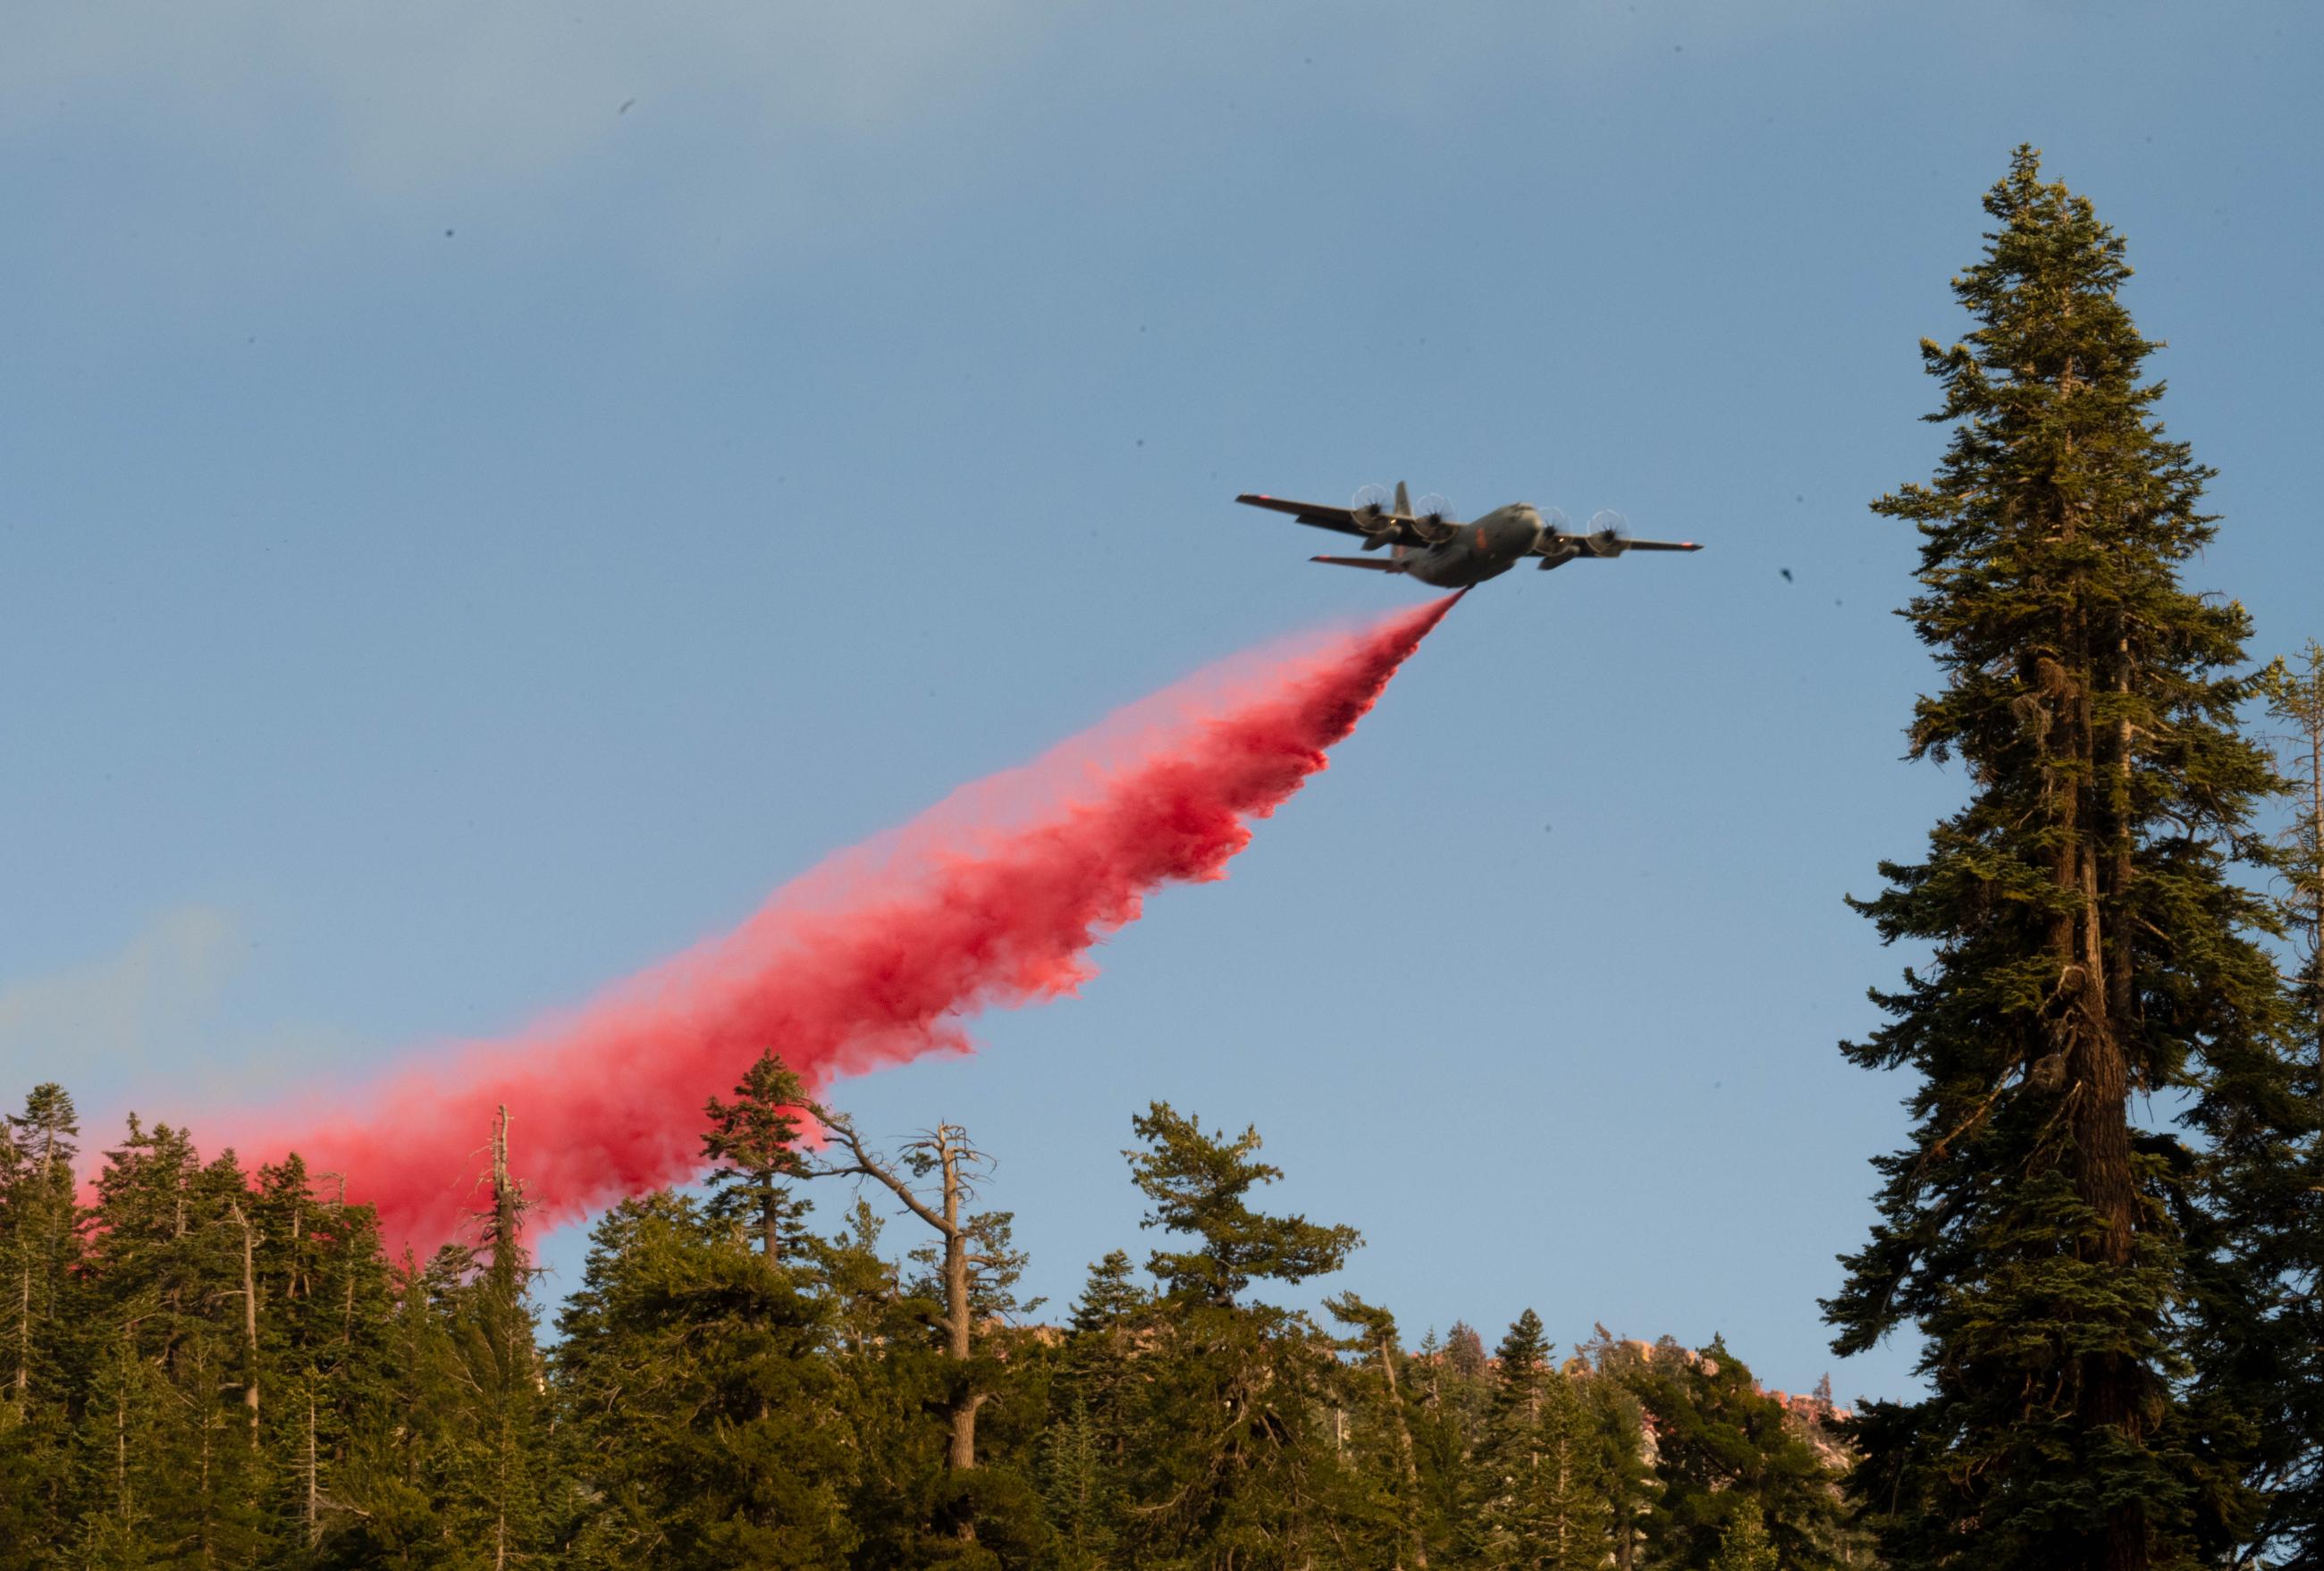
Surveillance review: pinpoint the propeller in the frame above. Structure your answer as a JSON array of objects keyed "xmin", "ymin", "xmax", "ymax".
[
  {"xmin": 1584, "ymin": 508, "xmax": 1629, "ymax": 557},
  {"xmin": 1533, "ymin": 506, "xmax": 1579, "ymax": 569},
  {"xmin": 1412, "ymin": 492, "xmax": 1458, "ymax": 543},
  {"xmin": 1350, "ymin": 483, "xmax": 1399, "ymax": 550}
]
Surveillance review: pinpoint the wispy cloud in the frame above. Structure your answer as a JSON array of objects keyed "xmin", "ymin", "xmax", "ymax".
[
  {"xmin": 5, "ymin": 3, "xmax": 1065, "ymax": 196},
  {"xmin": 0, "ymin": 0, "xmax": 1880, "ymax": 281},
  {"xmin": 0, "ymin": 906, "xmax": 240, "ymax": 1078}
]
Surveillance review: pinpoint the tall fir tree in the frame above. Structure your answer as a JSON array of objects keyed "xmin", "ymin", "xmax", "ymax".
[
  {"xmin": 2249, "ymin": 636, "xmax": 2324, "ymax": 1561},
  {"xmin": 1570, "ymin": 1329, "xmax": 1662, "ymax": 1571},
  {"xmin": 1037, "ymin": 1251, "xmax": 1147, "ymax": 1568},
  {"xmin": 1325, "ymin": 1293, "xmax": 1433, "ymax": 1569},
  {"xmin": 71, "ymin": 1115, "xmax": 250, "ymax": 1569},
  {"xmin": 1825, "ymin": 147, "xmax": 2290, "ymax": 1570},
  {"xmin": 252, "ymin": 1154, "xmax": 396, "ymax": 1559},
  {"xmin": 1469, "ymin": 1310, "xmax": 1614, "ymax": 1571},
  {"xmin": 555, "ymin": 1190, "xmax": 856, "ymax": 1571},
  {"xmin": 0, "ymin": 1086, "xmax": 87, "ymax": 1568},
  {"xmin": 1617, "ymin": 1337, "xmax": 1849, "ymax": 1571},
  {"xmin": 383, "ymin": 1108, "xmax": 563, "ymax": 1571},
  {"xmin": 316, "ymin": 1241, "xmax": 480, "ymax": 1568},
  {"xmin": 2219, "ymin": 637, "xmax": 2324, "ymax": 1562},
  {"xmin": 2264, "ymin": 641, "xmax": 2324, "ymax": 1085},
  {"xmin": 1471, "ymin": 1309, "xmax": 1550, "ymax": 1567},
  {"xmin": 1123, "ymin": 1103, "xmax": 1360, "ymax": 1309},
  {"xmin": 701, "ymin": 1052, "xmax": 815, "ymax": 1262},
  {"xmin": 1112, "ymin": 1103, "xmax": 1360, "ymax": 1570}
]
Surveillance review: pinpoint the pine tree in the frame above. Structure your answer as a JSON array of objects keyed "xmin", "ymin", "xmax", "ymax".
[
  {"xmin": 813, "ymin": 1195, "xmax": 901, "ymax": 1358},
  {"xmin": 0, "ymin": 1086, "xmax": 86, "ymax": 1568},
  {"xmin": 805, "ymin": 1197, "xmax": 964, "ymax": 1569},
  {"xmin": 810, "ymin": 1111, "xmax": 1050, "ymax": 1556},
  {"xmin": 317, "ymin": 1243, "xmax": 473, "ymax": 1567},
  {"xmin": 2265, "ymin": 641, "xmax": 2324, "ymax": 1085},
  {"xmin": 1037, "ymin": 1252, "xmax": 1146, "ymax": 1568},
  {"xmin": 1825, "ymin": 146, "xmax": 2288, "ymax": 1570},
  {"xmin": 2227, "ymin": 639, "xmax": 2324, "ymax": 1560},
  {"xmin": 555, "ymin": 1191, "xmax": 856, "ymax": 1571},
  {"xmin": 252, "ymin": 1154, "xmax": 396, "ymax": 1558},
  {"xmin": 701, "ymin": 1052, "xmax": 814, "ymax": 1262},
  {"xmin": 1578, "ymin": 1369, "xmax": 1654, "ymax": 1571},
  {"xmin": 1052, "ymin": 1249, "xmax": 1145, "ymax": 1454},
  {"xmin": 70, "ymin": 1323, "xmax": 173, "ymax": 1569},
  {"xmin": 1035, "ymin": 1391, "xmax": 1112, "ymax": 1571},
  {"xmin": 1471, "ymin": 1311, "xmax": 1611, "ymax": 1570},
  {"xmin": 1618, "ymin": 1337, "xmax": 1847, "ymax": 1571},
  {"xmin": 1436, "ymin": 1320, "xmax": 1494, "ymax": 1459},
  {"xmin": 0, "ymin": 1079, "xmax": 1908, "ymax": 1571},
  {"xmin": 1706, "ymin": 1506, "xmax": 1780, "ymax": 1571},
  {"xmin": 1113, "ymin": 1103, "xmax": 1360, "ymax": 1570},
  {"xmin": 382, "ymin": 1109, "xmax": 561, "ymax": 1571},
  {"xmin": 71, "ymin": 1115, "xmax": 280, "ymax": 1568},
  {"xmin": 1067, "ymin": 1248, "xmax": 1142, "ymax": 1335},
  {"xmin": 1325, "ymin": 1293, "xmax": 1432, "ymax": 1569},
  {"xmin": 1123, "ymin": 1103, "xmax": 1360, "ymax": 1308}
]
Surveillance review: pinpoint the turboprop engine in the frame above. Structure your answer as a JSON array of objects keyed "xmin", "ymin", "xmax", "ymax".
[
  {"xmin": 1580, "ymin": 510, "xmax": 1630, "ymax": 557},
  {"xmin": 1349, "ymin": 483, "xmax": 1402, "ymax": 549}
]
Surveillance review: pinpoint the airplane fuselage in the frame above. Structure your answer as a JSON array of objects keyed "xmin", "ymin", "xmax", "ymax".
[
  {"xmin": 1390, "ymin": 503, "xmax": 1550, "ymax": 587},
  {"xmin": 1238, "ymin": 484, "xmax": 1698, "ymax": 580}
]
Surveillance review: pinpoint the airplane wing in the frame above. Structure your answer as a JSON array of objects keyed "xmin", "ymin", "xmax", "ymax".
[
  {"xmin": 1545, "ymin": 534, "xmax": 1704, "ymax": 560},
  {"xmin": 1235, "ymin": 492, "xmax": 1423, "ymax": 545}
]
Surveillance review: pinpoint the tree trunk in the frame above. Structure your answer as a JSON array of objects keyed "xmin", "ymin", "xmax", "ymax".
[
  {"xmin": 2051, "ymin": 574, "xmax": 2143, "ymax": 1571},
  {"xmin": 305, "ymin": 1383, "xmax": 322, "ymax": 1548},
  {"xmin": 1374, "ymin": 1330, "xmax": 1428, "ymax": 1569},
  {"xmin": 230, "ymin": 1202, "xmax": 261, "ymax": 1442},
  {"xmin": 14, "ymin": 1266, "xmax": 28, "ymax": 1401},
  {"xmin": 939, "ymin": 1136, "xmax": 982, "ymax": 1508},
  {"xmin": 198, "ymin": 1396, "xmax": 215, "ymax": 1570},
  {"xmin": 811, "ymin": 1113, "xmax": 987, "ymax": 1539},
  {"xmin": 115, "ymin": 1367, "xmax": 130, "ymax": 1516},
  {"xmin": 489, "ymin": 1105, "xmax": 521, "ymax": 1290}
]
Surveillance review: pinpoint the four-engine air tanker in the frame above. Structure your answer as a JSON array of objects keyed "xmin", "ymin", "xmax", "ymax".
[{"xmin": 1237, "ymin": 482, "xmax": 1702, "ymax": 590}]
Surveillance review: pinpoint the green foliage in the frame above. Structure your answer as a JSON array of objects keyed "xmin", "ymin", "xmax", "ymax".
[
  {"xmin": 557, "ymin": 1192, "xmax": 855, "ymax": 1570},
  {"xmin": 701, "ymin": 1051, "xmax": 816, "ymax": 1262},
  {"xmin": 2262, "ymin": 641, "xmax": 2324, "ymax": 1063},
  {"xmin": 1707, "ymin": 1507, "xmax": 1779, "ymax": 1571},
  {"xmin": 1617, "ymin": 1337, "xmax": 1848, "ymax": 1570},
  {"xmin": 0, "ymin": 1080, "xmax": 1876, "ymax": 1571},
  {"xmin": 1324, "ymin": 1293, "xmax": 1435, "ymax": 1569},
  {"xmin": 1023, "ymin": 1106, "xmax": 1375, "ymax": 1569},
  {"xmin": 1830, "ymin": 145, "xmax": 2294, "ymax": 1570},
  {"xmin": 0, "ymin": 1085, "xmax": 84, "ymax": 1568},
  {"xmin": 2220, "ymin": 642, "xmax": 2324, "ymax": 1562},
  {"xmin": 1466, "ymin": 1312, "xmax": 1614, "ymax": 1571},
  {"xmin": 1124, "ymin": 1102, "xmax": 1360, "ymax": 1307}
]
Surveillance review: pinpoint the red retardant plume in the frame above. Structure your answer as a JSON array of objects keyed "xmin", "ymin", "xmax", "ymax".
[{"xmin": 218, "ymin": 594, "xmax": 1462, "ymax": 1252}]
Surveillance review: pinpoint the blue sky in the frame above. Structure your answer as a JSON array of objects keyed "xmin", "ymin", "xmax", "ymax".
[{"xmin": 5, "ymin": 0, "xmax": 2321, "ymax": 1402}]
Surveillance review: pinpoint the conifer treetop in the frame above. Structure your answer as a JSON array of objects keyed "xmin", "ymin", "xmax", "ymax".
[{"xmin": 1124, "ymin": 1101, "xmax": 1360, "ymax": 1306}]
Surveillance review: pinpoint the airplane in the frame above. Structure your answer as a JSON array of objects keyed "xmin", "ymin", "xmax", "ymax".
[{"xmin": 1235, "ymin": 482, "xmax": 1702, "ymax": 589}]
